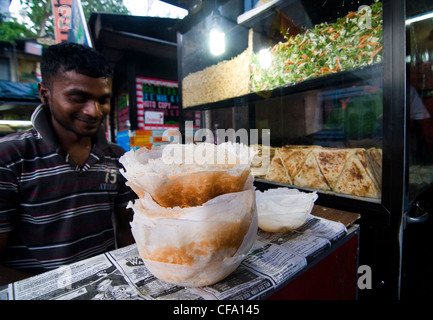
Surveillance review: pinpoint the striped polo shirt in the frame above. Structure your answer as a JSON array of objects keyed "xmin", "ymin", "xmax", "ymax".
[{"xmin": 0, "ymin": 105, "xmax": 136, "ymax": 274}]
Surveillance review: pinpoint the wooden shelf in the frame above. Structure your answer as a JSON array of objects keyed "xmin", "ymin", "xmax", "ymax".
[{"xmin": 312, "ymin": 205, "xmax": 360, "ymax": 227}]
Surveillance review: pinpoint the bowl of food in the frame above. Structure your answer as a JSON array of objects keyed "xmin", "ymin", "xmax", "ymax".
[
  {"xmin": 255, "ymin": 188, "xmax": 318, "ymax": 233},
  {"xmin": 129, "ymin": 189, "xmax": 257, "ymax": 287},
  {"xmin": 119, "ymin": 142, "xmax": 258, "ymax": 286},
  {"xmin": 119, "ymin": 142, "xmax": 255, "ymax": 208}
]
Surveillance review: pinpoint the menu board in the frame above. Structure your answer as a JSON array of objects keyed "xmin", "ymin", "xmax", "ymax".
[{"xmin": 136, "ymin": 76, "xmax": 179, "ymax": 129}]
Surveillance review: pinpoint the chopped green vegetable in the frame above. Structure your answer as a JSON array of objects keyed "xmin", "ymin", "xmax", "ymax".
[{"xmin": 250, "ymin": 0, "xmax": 383, "ymax": 91}]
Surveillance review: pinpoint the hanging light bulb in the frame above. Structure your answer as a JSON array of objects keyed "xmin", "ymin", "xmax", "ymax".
[
  {"xmin": 209, "ymin": 9, "xmax": 225, "ymax": 56},
  {"xmin": 209, "ymin": 27, "xmax": 225, "ymax": 56}
]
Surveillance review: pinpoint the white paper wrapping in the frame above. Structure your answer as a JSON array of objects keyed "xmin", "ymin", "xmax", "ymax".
[
  {"xmin": 119, "ymin": 143, "xmax": 257, "ymax": 208},
  {"xmin": 255, "ymin": 188, "xmax": 318, "ymax": 232},
  {"xmin": 129, "ymin": 189, "xmax": 258, "ymax": 287}
]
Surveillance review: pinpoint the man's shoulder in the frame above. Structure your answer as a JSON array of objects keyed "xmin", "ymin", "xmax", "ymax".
[
  {"xmin": 104, "ymin": 142, "xmax": 128, "ymax": 158},
  {"xmin": 0, "ymin": 129, "xmax": 40, "ymax": 162},
  {"xmin": 0, "ymin": 129, "xmax": 37, "ymax": 143}
]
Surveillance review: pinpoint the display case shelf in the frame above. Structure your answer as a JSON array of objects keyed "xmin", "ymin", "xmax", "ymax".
[
  {"xmin": 182, "ymin": 63, "xmax": 383, "ymax": 111},
  {"xmin": 237, "ymin": 0, "xmax": 283, "ymax": 26}
]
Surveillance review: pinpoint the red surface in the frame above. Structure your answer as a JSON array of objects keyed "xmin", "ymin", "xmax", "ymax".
[{"xmin": 267, "ymin": 234, "xmax": 359, "ymax": 300}]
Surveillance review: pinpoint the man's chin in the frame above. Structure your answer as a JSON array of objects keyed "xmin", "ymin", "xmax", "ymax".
[
  {"xmin": 74, "ymin": 122, "xmax": 102, "ymax": 137},
  {"xmin": 72, "ymin": 126, "xmax": 100, "ymax": 138},
  {"xmin": 77, "ymin": 129, "xmax": 99, "ymax": 137}
]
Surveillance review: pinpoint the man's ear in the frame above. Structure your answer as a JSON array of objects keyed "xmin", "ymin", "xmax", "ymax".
[{"xmin": 37, "ymin": 82, "xmax": 50, "ymax": 105}]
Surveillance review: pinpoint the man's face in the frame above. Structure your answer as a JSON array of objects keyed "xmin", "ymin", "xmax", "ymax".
[{"xmin": 39, "ymin": 70, "xmax": 112, "ymax": 138}]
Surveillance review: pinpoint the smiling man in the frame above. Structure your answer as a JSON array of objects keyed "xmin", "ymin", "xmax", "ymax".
[{"xmin": 0, "ymin": 42, "xmax": 136, "ymax": 284}]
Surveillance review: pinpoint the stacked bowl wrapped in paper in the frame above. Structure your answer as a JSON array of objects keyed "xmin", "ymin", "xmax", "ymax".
[{"xmin": 119, "ymin": 143, "xmax": 258, "ymax": 287}]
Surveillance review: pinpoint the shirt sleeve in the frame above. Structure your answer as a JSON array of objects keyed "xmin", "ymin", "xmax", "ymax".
[
  {"xmin": 115, "ymin": 182, "xmax": 137, "ymax": 208},
  {"xmin": 108, "ymin": 143, "xmax": 138, "ymax": 208},
  {"xmin": 0, "ymin": 165, "xmax": 19, "ymax": 233},
  {"xmin": 114, "ymin": 157, "xmax": 137, "ymax": 208}
]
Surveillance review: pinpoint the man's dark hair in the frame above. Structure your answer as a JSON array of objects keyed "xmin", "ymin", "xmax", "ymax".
[{"xmin": 40, "ymin": 42, "xmax": 112, "ymax": 88}]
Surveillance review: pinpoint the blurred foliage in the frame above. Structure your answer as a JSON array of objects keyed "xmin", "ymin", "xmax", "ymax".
[
  {"xmin": 0, "ymin": 18, "xmax": 37, "ymax": 43},
  {"xmin": 0, "ymin": 0, "xmax": 130, "ymax": 43},
  {"xmin": 81, "ymin": 0, "xmax": 130, "ymax": 20},
  {"xmin": 21, "ymin": 0, "xmax": 54, "ymax": 36}
]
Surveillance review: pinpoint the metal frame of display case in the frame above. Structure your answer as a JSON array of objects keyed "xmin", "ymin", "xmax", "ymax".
[
  {"xmin": 177, "ymin": 0, "xmax": 418, "ymax": 299},
  {"xmin": 379, "ymin": 0, "xmax": 406, "ymax": 299}
]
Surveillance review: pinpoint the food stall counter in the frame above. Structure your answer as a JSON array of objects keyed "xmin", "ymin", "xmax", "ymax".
[{"xmin": 0, "ymin": 206, "xmax": 359, "ymax": 300}]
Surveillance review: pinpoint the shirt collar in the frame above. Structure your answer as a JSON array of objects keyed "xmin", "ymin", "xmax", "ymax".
[{"xmin": 31, "ymin": 104, "xmax": 109, "ymax": 151}]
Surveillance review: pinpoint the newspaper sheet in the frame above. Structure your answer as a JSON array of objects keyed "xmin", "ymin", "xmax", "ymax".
[{"xmin": 1, "ymin": 215, "xmax": 347, "ymax": 300}]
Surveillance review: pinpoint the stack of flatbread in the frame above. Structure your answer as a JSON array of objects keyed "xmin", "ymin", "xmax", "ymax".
[
  {"xmin": 264, "ymin": 145, "xmax": 382, "ymax": 198},
  {"xmin": 250, "ymin": 144, "xmax": 275, "ymax": 178}
]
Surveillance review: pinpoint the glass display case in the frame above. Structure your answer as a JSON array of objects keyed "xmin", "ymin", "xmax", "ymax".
[
  {"xmin": 178, "ymin": 0, "xmax": 389, "ymax": 211},
  {"xmin": 177, "ymin": 0, "xmax": 433, "ymax": 298}
]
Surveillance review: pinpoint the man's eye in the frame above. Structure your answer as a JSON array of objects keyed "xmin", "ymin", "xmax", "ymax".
[
  {"xmin": 70, "ymin": 96, "xmax": 87, "ymax": 103},
  {"xmin": 99, "ymin": 98, "xmax": 110, "ymax": 105}
]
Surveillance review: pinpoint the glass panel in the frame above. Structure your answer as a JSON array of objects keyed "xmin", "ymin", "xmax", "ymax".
[
  {"xmin": 406, "ymin": 0, "xmax": 433, "ymax": 199},
  {"xmin": 254, "ymin": 81, "xmax": 383, "ymax": 148},
  {"xmin": 180, "ymin": 0, "xmax": 384, "ymax": 201}
]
